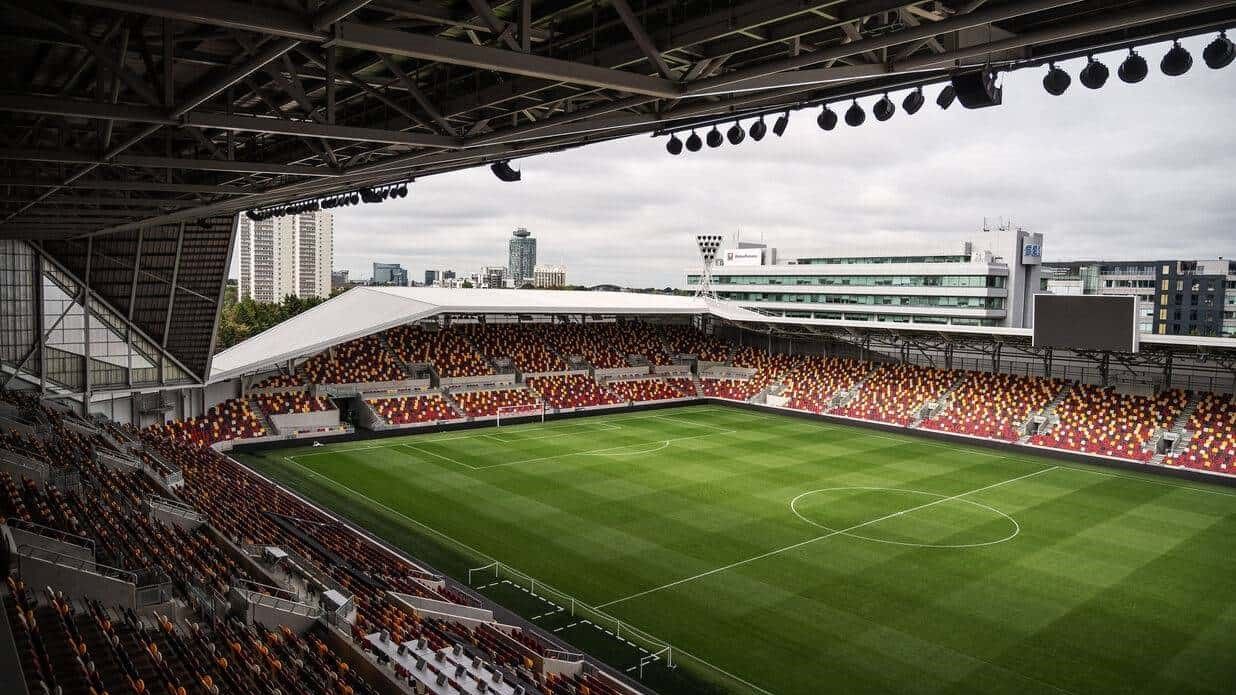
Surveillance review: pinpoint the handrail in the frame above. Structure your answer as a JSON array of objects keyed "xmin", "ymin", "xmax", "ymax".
[
  {"xmin": 16, "ymin": 544, "xmax": 137, "ymax": 584},
  {"xmin": 234, "ymin": 586, "xmax": 322, "ymax": 618},
  {"xmin": 5, "ymin": 517, "xmax": 95, "ymax": 552}
]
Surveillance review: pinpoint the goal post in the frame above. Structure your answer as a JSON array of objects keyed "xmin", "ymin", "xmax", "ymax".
[{"xmin": 496, "ymin": 401, "xmax": 545, "ymax": 427}]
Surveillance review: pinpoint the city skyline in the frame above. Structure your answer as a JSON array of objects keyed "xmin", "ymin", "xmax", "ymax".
[{"xmin": 230, "ymin": 35, "xmax": 1234, "ymax": 290}]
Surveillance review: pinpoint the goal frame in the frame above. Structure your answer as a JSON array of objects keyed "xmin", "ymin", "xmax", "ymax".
[{"xmin": 496, "ymin": 401, "xmax": 546, "ymax": 427}]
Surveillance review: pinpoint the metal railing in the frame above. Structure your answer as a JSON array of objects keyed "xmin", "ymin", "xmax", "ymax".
[
  {"xmin": 5, "ymin": 517, "xmax": 95, "ymax": 553},
  {"xmin": 16, "ymin": 544, "xmax": 136, "ymax": 584}
]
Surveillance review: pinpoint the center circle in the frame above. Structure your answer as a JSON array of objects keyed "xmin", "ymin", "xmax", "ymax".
[{"xmin": 789, "ymin": 487, "xmax": 1020, "ymax": 549}]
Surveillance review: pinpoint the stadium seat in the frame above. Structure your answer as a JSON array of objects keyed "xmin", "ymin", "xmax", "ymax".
[
  {"xmin": 1029, "ymin": 385, "xmax": 1186, "ymax": 461},
  {"xmin": 833, "ymin": 363, "xmax": 957, "ymax": 426},
  {"xmin": 526, "ymin": 374, "xmax": 623, "ymax": 409},
  {"xmin": 1166, "ymin": 393, "xmax": 1236, "ymax": 472},
  {"xmin": 921, "ymin": 372, "xmax": 1065, "ymax": 442},
  {"xmin": 605, "ymin": 378, "xmax": 693, "ymax": 403},
  {"xmin": 255, "ymin": 391, "xmax": 336, "ymax": 416},
  {"xmin": 370, "ymin": 393, "xmax": 459, "ymax": 425},
  {"xmin": 452, "ymin": 388, "xmax": 541, "ymax": 417}
]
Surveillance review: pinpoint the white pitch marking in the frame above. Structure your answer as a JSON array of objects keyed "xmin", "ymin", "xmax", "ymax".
[
  {"xmin": 788, "ymin": 486, "xmax": 1021, "ymax": 549},
  {"xmin": 596, "ymin": 466, "xmax": 1059, "ymax": 609}
]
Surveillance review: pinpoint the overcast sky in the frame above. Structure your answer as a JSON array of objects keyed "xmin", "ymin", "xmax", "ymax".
[{"xmin": 256, "ymin": 35, "xmax": 1236, "ymax": 289}]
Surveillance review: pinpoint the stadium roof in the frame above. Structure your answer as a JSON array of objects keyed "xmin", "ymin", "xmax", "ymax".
[
  {"xmin": 209, "ymin": 286, "xmax": 1236, "ymax": 383},
  {"xmin": 209, "ymin": 286, "xmax": 757, "ymax": 381}
]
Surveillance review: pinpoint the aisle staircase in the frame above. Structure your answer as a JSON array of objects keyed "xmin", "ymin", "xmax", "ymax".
[
  {"xmin": 1148, "ymin": 392, "xmax": 1201, "ymax": 464},
  {"xmin": 1018, "ymin": 382, "xmax": 1074, "ymax": 443},
  {"xmin": 247, "ymin": 396, "xmax": 277, "ymax": 435},
  {"xmin": 911, "ymin": 372, "xmax": 968, "ymax": 427}
]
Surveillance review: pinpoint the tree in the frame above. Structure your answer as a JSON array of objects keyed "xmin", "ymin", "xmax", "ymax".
[
  {"xmin": 461, "ymin": 280, "xmax": 474, "ymax": 288},
  {"xmin": 213, "ymin": 291, "xmax": 328, "ymax": 352}
]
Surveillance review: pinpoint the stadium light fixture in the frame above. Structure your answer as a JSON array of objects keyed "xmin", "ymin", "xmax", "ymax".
[
  {"xmin": 666, "ymin": 133, "xmax": 684, "ymax": 155},
  {"xmin": 685, "ymin": 130, "xmax": 703, "ymax": 152},
  {"xmin": 817, "ymin": 104, "xmax": 838, "ymax": 131},
  {"xmin": 1118, "ymin": 48, "xmax": 1149, "ymax": 83},
  {"xmin": 1079, "ymin": 55, "xmax": 1109, "ymax": 89},
  {"xmin": 936, "ymin": 84, "xmax": 956, "ymax": 109},
  {"xmin": 706, "ymin": 125, "xmax": 724, "ymax": 148},
  {"xmin": 1204, "ymin": 31, "xmax": 1235, "ymax": 69},
  {"xmin": 727, "ymin": 122, "xmax": 746, "ymax": 145},
  {"xmin": 749, "ymin": 116, "xmax": 768, "ymax": 141},
  {"xmin": 902, "ymin": 87, "xmax": 925, "ymax": 115},
  {"xmin": 873, "ymin": 94, "xmax": 896, "ymax": 122},
  {"xmin": 844, "ymin": 100, "xmax": 866, "ymax": 127},
  {"xmin": 1161, "ymin": 40, "xmax": 1193, "ymax": 76},
  {"xmin": 1043, "ymin": 63, "xmax": 1071, "ymax": 96},
  {"xmin": 772, "ymin": 112, "xmax": 790, "ymax": 137}
]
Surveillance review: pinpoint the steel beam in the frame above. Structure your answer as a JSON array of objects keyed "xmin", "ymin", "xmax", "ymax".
[
  {"xmin": 60, "ymin": 0, "xmax": 324, "ymax": 41},
  {"xmin": 0, "ymin": 178, "xmax": 253, "ymax": 194},
  {"xmin": 611, "ymin": 0, "xmax": 674, "ymax": 79},
  {"xmin": 0, "ymin": 148, "xmax": 341, "ymax": 177},
  {"xmin": 0, "ymin": 95, "xmax": 458, "ymax": 147},
  {"xmin": 332, "ymin": 22, "xmax": 682, "ymax": 98}
]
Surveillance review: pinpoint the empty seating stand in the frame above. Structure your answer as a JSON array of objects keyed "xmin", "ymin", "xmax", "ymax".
[
  {"xmin": 922, "ymin": 372, "xmax": 1064, "ymax": 442},
  {"xmin": 1030, "ymin": 385, "xmax": 1186, "ymax": 461},
  {"xmin": 526, "ymin": 374, "xmax": 622, "ymax": 409},
  {"xmin": 370, "ymin": 393, "xmax": 459, "ymax": 425},
  {"xmin": 1168, "ymin": 393, "xmax": 1236, "ymax": 473}
]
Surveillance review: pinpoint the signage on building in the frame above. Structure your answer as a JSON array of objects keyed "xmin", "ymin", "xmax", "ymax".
[
  {"xmin": 1021, "ymin": 236, "xmax": 1043, "ymax": 266},
  {"xmin": 723, "ymin": 248, "xmax": 764, "ymax": 266}
]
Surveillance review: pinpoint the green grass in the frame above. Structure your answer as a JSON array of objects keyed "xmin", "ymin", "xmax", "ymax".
[{"xmin": 236, "ymin": 405, "xmax": 1236, "ymax": 695}]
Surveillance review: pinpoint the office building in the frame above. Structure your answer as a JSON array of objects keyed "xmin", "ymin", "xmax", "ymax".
[
  {"xmin": 372, "ymin": 262, "xmax": 408, "ymax": 286},
  {"xmin": 481, "ymin": 266, "xmax": 508, "ymax": 289},
  {"xmin": 1042, "ymin": 259, "xmax": 1235, "ymax": 336},
  {"xmin": 424, "ymin": 269, "xmax": 457, "ymax": 287},
  {"xmin": 508, "ymin": 228, "xmax": 537, "ymax": 287},
  {"xmin": 533, "ymin": 265, "xmax": 567, "ymax": 288},
  {"xmin": 238, "ymin": 211, "xmax": 333, "ymax": 302},
  {"xmin": 688, "ymin": 228, "xmax": 1044, "ymax": 328}
]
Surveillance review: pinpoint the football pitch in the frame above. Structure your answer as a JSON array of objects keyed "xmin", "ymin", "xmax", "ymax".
[{"xmin": 238, "ymin": 405, "xmax": 1236, "ymax": 695}]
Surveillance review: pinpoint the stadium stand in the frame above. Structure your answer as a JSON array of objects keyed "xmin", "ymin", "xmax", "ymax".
[
  {"xmin": 386, "ymin": 325, "xmax": 494, "ymax": 378},
  {"xmin": 452, "ymin": 388, "xmax": 541, "ymax": 418},
  {"xmin": 465, "ymin": 324, "xmax": 569, "ymax": 373},
  {"xmin": 833, "ymin": 363, "xmax": 958, "ymax": 426},
  {"xmin": 592, "ymin": 322, "xmax": 673, "ymax": 365},
  {"xmin": 369, "ymin": 393, "xmax": 460, "ymax": 425},
  {"xmin": 526, "ymin": 374, "xmax": 624, "ymax": 409},
  {"xmin": 784, "ymin": 356, "xmax": 871, "ymax": 414},
  {"xmin": 542, "ymin": 322, "xmax": 630, "ymax": 368},
  {"xmin": 700, "ymin": 378, "xmax": 760, "ymax": 401},
  {"xmin": 660, "ymin": 324, "xmax": 731, "ymax": 362},
  {"xmin": 254, "ymin": 391, "xmax": 336, "ymax": 416},
  {"xmin": 152, "ymin": 397, "xmax": 267, "ymax": 446},
  {"xmin": 299, "ymin": 335, "xmax": 406, "ymax": 384},
  {"xmin": 1168, "ymin": 393, "xmax": 1236, "ymax": 473},
  {"xmin": 254, "ymin": 372, "xmax": 304, "ymax": 389},
  {"xmin": 606, "ymin": 378, "xmax": 694, "ymax": 403},
  {"xmin": 922, "ymin": 372, "xmax": 1066, "ymax": 442},
  {"xmin": 1029, "ymin": 385, "xmax": 1187, "ymax": 461}
]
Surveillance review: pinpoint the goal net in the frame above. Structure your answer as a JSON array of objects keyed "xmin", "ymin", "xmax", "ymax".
[{"xmin": 496, "ymin": 402, "xmax": 545, "ymax": 427}]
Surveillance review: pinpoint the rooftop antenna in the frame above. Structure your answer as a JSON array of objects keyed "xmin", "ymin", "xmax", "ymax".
[{"xmin": 694, "ymin": 234, "xmax": 723, "ymax": 300}]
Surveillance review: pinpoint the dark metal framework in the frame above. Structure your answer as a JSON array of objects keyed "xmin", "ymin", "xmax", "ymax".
[
  {"xmin": 2, "ymin": 0, "xmax": 1235, "ymax": 394},
  {"xmin": 4, "ymin": 0, "xmax": 1236, "ymax": 239}
]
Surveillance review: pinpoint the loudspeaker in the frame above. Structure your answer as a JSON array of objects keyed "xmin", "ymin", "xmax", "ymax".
[
  {"xmin": 950, "ymin": 67, "xmax": 1002, "ymax": 109},
  {"xmin": 490, "ymin": 160, "xmax": 522, "ymax": 182}
]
